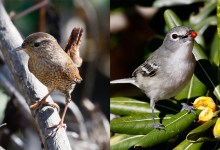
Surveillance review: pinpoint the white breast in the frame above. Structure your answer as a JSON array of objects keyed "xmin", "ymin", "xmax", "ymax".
[{"xmin": 136, "ymin": 43, "xmax": 195, "ymax": 101}]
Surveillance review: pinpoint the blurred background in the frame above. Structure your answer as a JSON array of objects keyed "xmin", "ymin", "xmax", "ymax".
[{"xmin": 0, "ymin": 0, "xmax": 109, "ymax": 149}]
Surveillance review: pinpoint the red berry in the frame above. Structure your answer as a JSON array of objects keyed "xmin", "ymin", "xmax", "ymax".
[{"xmin": 189, "ymin": 31, "xmax": 197, "ymax": 38}]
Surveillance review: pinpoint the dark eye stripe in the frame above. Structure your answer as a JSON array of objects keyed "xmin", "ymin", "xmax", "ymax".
[{"xmin": 182, "ymin": 35, "xmax": 188, "ymax": 38}]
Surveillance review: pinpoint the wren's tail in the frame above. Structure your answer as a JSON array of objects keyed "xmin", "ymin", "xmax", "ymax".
[
  {"xmin": 65, "ymin": 27, "xmax": 83, "ymax": 67},
  {"xmin": 110, "ymin": 78, "xmax": 139, "ymax": 88}
]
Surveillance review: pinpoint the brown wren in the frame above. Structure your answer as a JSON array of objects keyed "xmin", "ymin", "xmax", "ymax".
[{"xmin": 16, "ymin": 28, "xmax": 83, "ymax": 130}]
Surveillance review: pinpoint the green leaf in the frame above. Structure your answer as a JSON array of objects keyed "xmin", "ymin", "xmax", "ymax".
[
  {"xmin": 110, "ymin": 114, "xmax": 173, "ymax": 135},
  {"xmin": 194, "ymin": 61, "xmax": 220, "ymax": 100},
  {"xmin": 164, "ymin": 9, "xmax": 220, "ymax": 100},
  {"xmin": 173, "ymin": 139, "xmax": 203, "ymax": 150},
  {"xmin": 164, "ymin": 9, "xmax": 183, "ymax": 27},
  {"xmin": 186, "ymin": 117, "xmax": 218, "ymax": 142},
  {"xmin": 192, "ymin": 16, "xmax": 217, "ymax": 33},
  {"xmin": 176, "ymin": 75, "xmax": 207, "ymax": 100},
  {"xmin": 210, "ymin": 32, "xmax": 219, "ymax": 67},
  {"xmin": 134, "ymin": 110, "xmax": 200, "ymax": 148},
  {"xmin": 189, "ymin": 0, "xmax": 216, "ymax": 25},
  {"xmin": 216, "ymin": 0, "xmax": 220, "ymax": 100},
  {"xmin": 153, "ymin": 0, "xmax": 205, "ymax": 8},
  {"xmin": 110, "ymin": 97, "xmax": 157, "ymax": 116},
  {"xmin": 110, "ymin": 97, "xmax": 179, "ymax": 116},
  {"xmin": 110, "ymin": 134, "xmax": 144, "ymax": 150},
  {"xmin": 214, "ymin": 85, "xmax": 220, "ymax": 100},
  {"xmin": 217, "ymin": 0, "xmax": 220, "ymax": 82}
]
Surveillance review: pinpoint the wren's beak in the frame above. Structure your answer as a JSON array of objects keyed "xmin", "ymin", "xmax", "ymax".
[{"xmin": 15, "ymin": 46, "xmax": 23, "ymax": 51}]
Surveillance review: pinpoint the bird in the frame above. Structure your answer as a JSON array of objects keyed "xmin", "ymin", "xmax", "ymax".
[
  {"xmin": 16, "ymin": 27, "xmax": 83, "ymax": 131},
  {"xmin": 111, "ymin": 26, "xmax": 197, "ymax": 129}
]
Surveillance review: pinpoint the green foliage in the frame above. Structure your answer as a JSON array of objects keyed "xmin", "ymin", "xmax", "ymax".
[
  {"xmin": 111, "ymin": 97, "xmax": 156, "ymax": 116},
  {"xmin": 173, "ymin": 139, "xmax": 203, "ymax": 150},
  {"xmin": 186, "ymin": 118, "xmax": 218, "ymax": 142},
  {"xmin": 134, "ymin": 110, "xmax": 200, "ymax": 148}
]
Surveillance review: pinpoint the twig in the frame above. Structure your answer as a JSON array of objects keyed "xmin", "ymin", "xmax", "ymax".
[
  {"xmin": 10, "ymin": 0, "xmax": 49, "ymax": 20},
  {"xmin": 0, "ymin": 123, "xmax": 6, "ymax": 128}
]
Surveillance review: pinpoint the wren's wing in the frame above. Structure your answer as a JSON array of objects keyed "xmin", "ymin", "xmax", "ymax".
[
  {"xmin": 70, "ymin": 67, "xmax": 82, "ymax": 83},
  {"xmin": 64, "ymin": 59, "xmax": 82, "ymax": 83},
  {"xmin": 132, "ymin": 60, "xmax": 159, "ymax": 77},
  {"xmin": 64, "ymin": 27, "xmax": 83, "ymax": 67}
]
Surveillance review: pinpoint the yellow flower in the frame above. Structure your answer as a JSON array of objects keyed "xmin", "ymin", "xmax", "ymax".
[
  {"xmin": 198, "ymin": 107, "xmax": 215, "ymax": 122},
  {"xmin": 213, "ymin": 118, "xmax": 220, "ymax": 138},
  {"xmin": 193, "ymin": 96, "xmax": 216, "ymax": 112}
]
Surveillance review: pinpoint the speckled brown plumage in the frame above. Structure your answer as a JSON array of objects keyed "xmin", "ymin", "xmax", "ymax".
[{"xmin": 19, "ymin": 28, "xmax": 83, "ymax": 131}]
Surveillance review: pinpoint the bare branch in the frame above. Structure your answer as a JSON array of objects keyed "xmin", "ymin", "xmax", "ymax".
[
  {"xmin": 0, "ymin": 2, "xmax": 72, "ymax": 150},
  {"xmin": 0, "ymin": 123, "xmax": 6, "ymax": 128},
  {"xmin": 10, "ymin": 0, "xmax": 49, "ymax": 20}
]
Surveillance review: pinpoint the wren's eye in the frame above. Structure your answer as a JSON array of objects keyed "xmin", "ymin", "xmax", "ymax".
[
  {"xmin": 171, "ymin": 34, "xmax": 178, "ymax": 39},
  {"xmin": 34, "ymin": 42, "xmax": 40, "ymax": 47}
]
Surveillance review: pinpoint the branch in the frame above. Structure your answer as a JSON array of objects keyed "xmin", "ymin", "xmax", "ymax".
[
  {"xmin": 0, "ymin": 2, "xmax": 72, "ymax": 150},
  {"xmin": 10, "ymin": 0, "xmax": 49, "ymax": 20}
]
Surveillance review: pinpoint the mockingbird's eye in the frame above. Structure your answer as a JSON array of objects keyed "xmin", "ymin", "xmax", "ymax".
[
  {"xmin": 171, "ymin": 34, "xmax": 178, "ymax": 39},
  {"xmin": 34, "ymin": 42, "xmax": 40, "ymax": 47}
]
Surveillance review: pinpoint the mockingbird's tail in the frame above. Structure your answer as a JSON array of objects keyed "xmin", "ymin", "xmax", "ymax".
[{"xmin": 110, "ymin": 78, "xmax": 139, "ymax": 88}]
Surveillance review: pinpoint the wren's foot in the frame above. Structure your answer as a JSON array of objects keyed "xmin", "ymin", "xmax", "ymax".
[
  {"xmin": 30, "ymin": 100, "xmax": 60, "ymax": 112},
  {"xmin": 181, "ymin": 103, "xmax": 196, "ymax": 114},
  {"xmin": 46, "ymin": 100, "xmax": 70, "ymax": 138},
  {"xmin": 47, "ymin": 120, "xmax": 67, "ymax": 137},
  {"xmin": 153, "ymin": 123, "xmax": 165, "ymax": 130}
]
